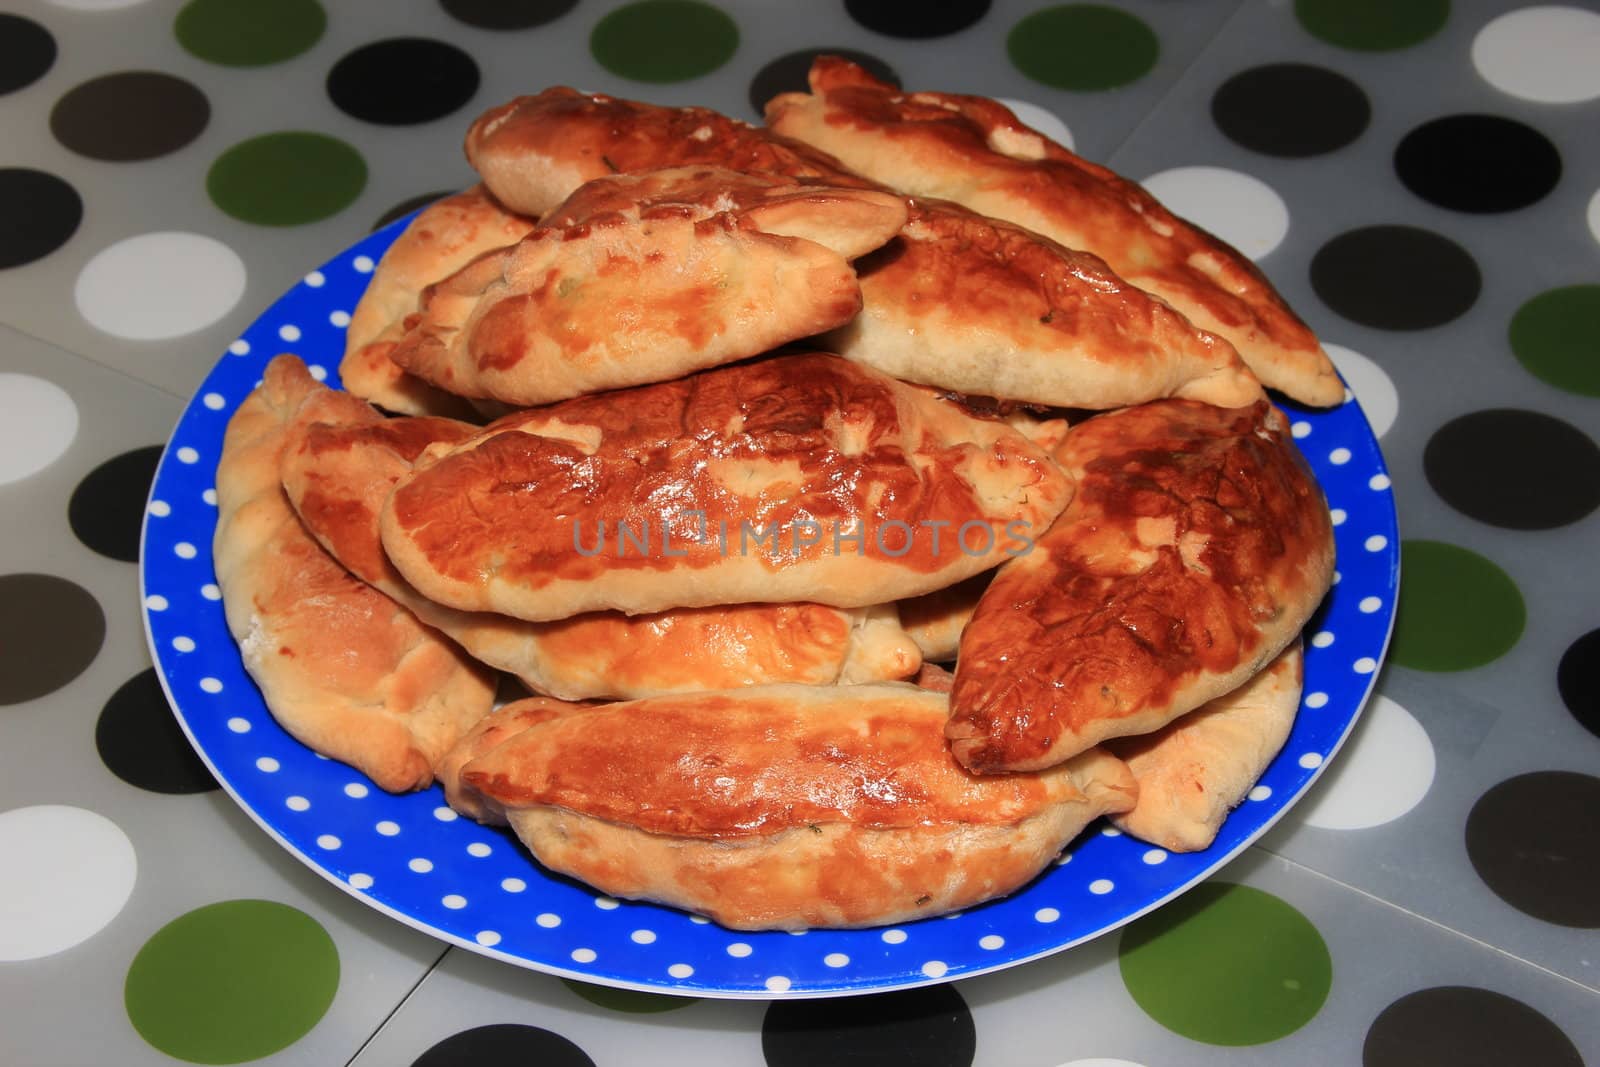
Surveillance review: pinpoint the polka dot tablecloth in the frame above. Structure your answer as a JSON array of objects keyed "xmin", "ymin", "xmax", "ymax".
[{"xmin": 1, "ymin": 0, "xmax": 1596, "ymax": 1063}]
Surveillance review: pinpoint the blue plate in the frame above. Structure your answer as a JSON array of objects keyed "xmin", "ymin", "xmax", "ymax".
[{"xmin": 141, "ymin": 217, "xmax": 1400, "ymax": 998}]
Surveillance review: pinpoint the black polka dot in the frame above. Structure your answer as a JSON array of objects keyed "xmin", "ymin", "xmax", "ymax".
[
  {"xmin": 845, "ymin": 0, "xmax": 990, "ymax": 39},
  {"xmin": 1423, "ymin": 409, "xmax": 1600, "ymax": 529},
  {"xmin": 411, "ymin": 1024, "xmax": 595, "ymax": 1066},
  {"xmin": 0, "ymin": 13, "xmax": 56, "ymax": 96},
  {"xmin": 0, "ymin": 168, "xmax": 81, "ymax": 269},
  {"xmin": 97, "ymin": 669, "xmax": 218, "ymax": 794},
  {"xmin": 1557, "ymin": 629, "xmax": 1600, "ymax": 740},
  {"xmin": 439, "ymin": 0, "xmax": 579, "ymax": 29},
  {"xmin": 1363, "ymin": 986, "xmax": 1582, "ymax": 1067},
  {"xmin": 69, "ymin": 445, "xmax": 163, "ymax": 563},
  {"xmin": 749, "ymin": 48, "xmax": 900, "ymax": 117},
  {"xmin": 0, "ymin": 574, "xmax": 105, "ymax": 705},
  {"xmin": 327, "ymin": 38, "xmax": 479, "ymax": 125},
  {"xmin": 1394, "ymin": 114, "xmax": 1561, "ymax": 214},
  {"xmin": 50, "ymin": 71, "xmax": 210, "ymax": 162},
  {"xmin": 372, "ymin": 191, "xmax": 454, "ymax": 232},
  {"xmin": 763, "ymin": 985, "xmax": 975, "ymax": 1067},
  {"xmin": 1310, "ymin": 225, "xmax": 1479, "ymax": 330},
  {"xmin": 1211, "ymin": 63, "xmax": 1369, "ymax": 157},
  {"xmin": 1465, "ymin": 771, "xmax": 1600, "ymax": 928}
]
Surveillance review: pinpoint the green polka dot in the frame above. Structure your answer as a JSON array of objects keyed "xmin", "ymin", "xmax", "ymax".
[
  {"xmin": 175, "ymin": 0, "xmax": 326, "ymax": 67},
  {"xmin": 1389, "ymin": 540, "xmax": 1525, "ymax": 671},
  {"xmin": 590, "ymin": 1, "xmax": 738, "ymax": 84},
  {"xmin": 1510, "ymin": 285, "xmax": 1600, "ymax": 398},
  {"xmin": 1119, "ymin": 882, "xmax": 1331, "ymax": 1046},
  {"xmin": 207, "ymin": 132, "xmax": 366, "ymax": 226},
  {"xmin": 562, "ymin": 978, "xmax": 697, "ymax": 1012},
  {"xmin": 1007, "ymin": 5, "xmax": 1159, "ymax": 92},
  {"xmin": 125, "ymin": 900, "xmax": 339, "ymax": 1064},
  {"xmin": 1295, "ymin": 0, "xmax": 1449, "ymax": 52}
]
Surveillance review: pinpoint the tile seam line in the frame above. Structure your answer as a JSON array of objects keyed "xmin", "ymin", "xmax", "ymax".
[
  {"xmin": 1103, "ymin": 0, "xmax": 1254, "ymax": 166},
  {"xmin": 343, "ymin": 943, "xmax": 453, "ymax": 1067},
  {"xmin": 1260, "ymin": 848, "xmax": 1600, "ymax": 997},
  {"xmin": 0, "ymin": 319, "xmax": 193, "ymax": 403}
]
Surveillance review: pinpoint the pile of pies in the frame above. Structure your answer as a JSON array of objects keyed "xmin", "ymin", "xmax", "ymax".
[{"xmin": 214, "ymin": 58, "xmax": 1337, "ymax": 931}]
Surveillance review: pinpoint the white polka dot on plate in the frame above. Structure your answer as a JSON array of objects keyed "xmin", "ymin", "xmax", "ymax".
[
  {"xmin": 1088, "ymin": 879, "xmax": 1114, "ymax": 895},
  {"xmin": 466, "ymin": 842, "xmax": 491, "ymax": 857},
  {"xmin": 375, "ymin": 820, "xmax": 399, "ymax": 836},
  {"xmin": 1329, "ymin": 509, "xmax": 1346, "ymax": 526},
  {"xmin": 631, "ymin": 929, "xmax": 656, "ymax": 944},
  {"xmin": 255, "ymin": 757, "xmax": 278, "ymax": 772},
  {"xmin": 1365, "ymin": 535, "xmax": 1388, "ymax": 552},
  {"xmin": 200, "ymin": 678, "xmax": 222, "ymax": 694},
  {"xmin": 203, "ymin": 488, "xmax": 217, "ymax": 506},
  {"xmin": 994, "ymin": 97, "xmax": 1075, "ymax": 151},
  {"xmin": 1354, "ymin": 657, "xmax": 1377, "ymax": 675},
  {"xmin": 1248, "ymin": 786, "xmax": 1272, "ymax": 801},
  {"xmin": 501, "ymin": 877, "xmax": 526, "ymax": 893},
  {"xmin": 330, "ymin": 310, "xmax": 351, "ymax": 328},
  {"xmin": 304, "ymin": 270, "xmax": 325, "ymax": 288},
  {"xmin": 1139, "ymin": 166, "xmax": 1289, "ymax": 260},
  {"xmin": 0, "ymin": 805, "xmax": 137, "ymax": 961},
  {"xmin": 409, "ymin": 858, "xmax": 433, "ymax": 873},
  {"xmin": 316, "ymin": 834, "xmax": 340, "ymax": 850},
  {"xmin": 594, "ymin": 897, "xmax": 619, "ymax": 911},
  {"xmin": 148, "ymin": 500, "xmax": 171, "ymax": 519},
  {"xmin": 353, "ymin": 255, "xmax": 375, "ymax": 273},
  {"xmin": 226, "ymin": 716, "xmax": 249, "ymax": 733},
  {"xmin": 278, "ymin": 324, "xmax": 301, "ymax": 343},
  {"xmin": 173, "ymin": 542, "xmax": 196, "ymax": 559},
  {"xmin": 979, "ymin": 935, "xmax": 1004, "ymax": 950},
  {"xmin": 1359, "ymin": 596, "xmax": 1383, "ymax": 614},
  {"xmin": 1291, "ymin": 420, "xmax": 1311, "ymax": 439},
  {"xmin": 881, "ymin": 929, "xmax": 907, "ymax": 945},
  {"xmin": 145, "ymin": 595, "xmax": 168, "ymax": 612},
  {"xmin": 571, "ymin": 948, "xmax": 596, "ymax": 963},
  {"xmin": 349, "ymin": 873, "xmax": 373, "ymax": 890},
  {"xmin": 308, "ymin": 364, "xmax": 327, "ymax": 382},
  {"xmin": 201, "ymin": 583, "xmax": 221, "ymax": 600},
  {"xmin": 1, "ymin": 376, "xmax": 83, "ymax": 486},
  {"xmin": 536, "ymin": 912, "xmax": 560, "ymax": 928},
  {"xmin": 172, "ymin": 636, "xmax": 194, "ymax": 653},
  {"xmin": 1142, "ymin": 849, "xmax": 1167, "ymax": 865},
  {"xmin": 1300, "ymin": 752, "xmax": 1324, "ymax": 769},
  {"xmin": 824, "ymin": 952, "xmax": 849, "ymax": 967},
  {"xmin": 1301, "ymin": 696, "xmax": 1434, "ymax": 830},
  {"xmin": 442, "ymin": 894, "xmax": 466, "ymax": 910},
  {"xmin": 285, "ymin": 795, "xmax": 309, "ymax": 811},
  {"xmin": 1329, "ymin": 448, "xmax": 1352, "ymax": 465},
  {"xmin": 202, "ymin": 392, "xmax": 225, "ymax": 411},
  {"xmin": 1305, "ymin": 691, "xmax": 1329, "ymax": 709},
  {"xmin": 75, "ymin": 233, "xmax": 246, "ymax": 340},
  {"xmin": 1369, "ymin": 474, "xmax": 1391, "ymax": 491},
  {"xmin": 921, "ymin": 960, "xmax": 948, "ymax": 978},
  {"xmin": 343, "ymin": 783, "xmax": 368, "ymax": 799},
  {"xmin": 1312, "ymin": 631, "xmax": 1335, "ymax": 648},
  {"xmin": 1323, "ymin": 343, "xmax": 1397, "ymax": 438},
  {"xmin": 228, "ymin": 339, "xmax": 250, "ymax": 356},
  {"xmin": 1100, "ymin": 826, "xmax": 1122, "ymax": 837},
  {"xmin": 475, "ymin": 930, "xmax": 500, "ymax": 946},
  {"xmin": 433, "ymin": 806, "xmax": 458, "ymax": 823},
  {"xmin": 1472, "ymin": 6, "xmax": 1600, "ymax": 104},
  {"xmin": 176, "ymin": 447, "xmax": 199, "ymax": 465},
  {"xmin": 668, "ymin": 962, "xmax": 694, "ymax": 978},
  {"xmin": 727, "ymin": 942, "xmax": 753, "ymax": 957},
  {"xmin": 1035, "ymin": 907, "xmax": 1060, "ymax": 923}
]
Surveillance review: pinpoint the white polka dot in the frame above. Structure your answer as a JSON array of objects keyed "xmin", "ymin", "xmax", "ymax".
[
  {"xmin": 1332, "ymin": 571, "xmax": 1343, "ymax": 585},
  {"xmin": 1248, "ymin": 785, "xmax": 1272, "ymax": 801},
  {"xmin": 1088, "ymin": 878, "xmax": 1114, "ymax": 895},
  {"xmin": 148, "ymin": 499, "xmax": 171, "ymax": 517},
  {"xmin": 1354, "ymin": 657, "xmax": 1377, "ymax": 675},
  {"xmin": 200, "ymin": 678, "xmax": 222, "ymax": 694},
  {"xmin": 689, "ymin": 916, "xmax": 710, "ymax": 925},
  {"xmin": 1329, "ymin": 447, "xmax": 1352, "ymax": 465},
  {"xmin": 467, "ymin": 842, "xmax": 491, "ymax": 857},
  {"xmin": 1140, "ymin": 166, "xmax": 1289, "ymax": 260},
  {"xmin": 824, "ymin": 952, "xmax": 850, "ymax": 967},
  {"xmin": 1370, "ymin": 473, "xmax": 1391, "ymax": 491},
  {"xmin": 353, "ymin": 255, "xmax": 375, "ymax": 273},
  {"xmin": 1322, "ymin": 344, "xmax": 1397, "ymax": 438},
  {"xmin": 286, "ymin": 796, "xmax": 309, "ymax": 812},
  {"xmin": 979, "ymin": 935, "xmax": 1005, "ymax": 950},
  {"xmin": 1291, "ymin": 420, "xmax": 1311, "ymax": 439},
  {"xmin": 475, "ymin": 929, "xmax": 500, "ymax": 946},
  {"xmin": 1142, "ymin": 849, "xmax": 1167, "ymax": 865},
  {"xmin": 409, "ymin": 858, "xmax": 433, "ymax": 873},
  {"xmin": 993, "ymin": 97, "xmax": 1075, "ymax": 151},
  {"xmin": 201, "ymin": 583, "xmax": 221, "ymax": 601},
  {"xmin": 1300, "ymin": 752, "xmax": 1324, "ymax": 769},
  {"xmin": 375, "ymin": 820, "xmax": 399, "ymax": 836},
  {"xmin": 1301, "ymin": 696, "xmax": 1435, "ymax": 830},
  {"xmin": 174, "ymin": 541, "xmax": 197, "ymax": 559},
  {"xmin": 330, "ymin": 310, "xmax": 351, "ymax": 328},
  {"xmin": 343, "ymin": 782, "xmax": 368, "ymax": 799},
  {"xmin": 668, "ymin": 962, "xmax": 694, "ymax": 978},
  {"xmin": 631, "ymin": 929, "xmax": 656, "ymax": 944},
  {"xmin": 0, "ymin": 806, "xmax": 137, "ymax": 961},
  {"xmin": 171, "ymin": 636, "xmax": 195, "ymax": 653},
  {"xmin": 765, "ymin": 975, "xmax": 792, "ymax": 992},
  {"xmin": 727, "ymin": 942, "xmax": 753, "ymax": 957},
  {"xmin": 1329, "ymin": 509, "xmax": 1347, "ymax": 527},
  {"xmin": 1035, "ymin": 907, "xmax": 1060, "ymax": 923},
  {"xmin": 203, "ymin": 488, "xmax": 218, "ymax": 506},
  {"xmin": 881, "ymin": 929, "xmax": 907, "ymax": 945},
  {"xmin": 316, "ymin": 834, "xmax": 340, "ymax": 850},
  {"xmin": 921, "ymin": 960, "xmax": 949, "ymax": 978},
  {"xmin": 571, "ymin": 947, "xmax": 597, "ymax": 963},
  {"xmin": 1305, "ymin": 691, "xmax": 1329, "ymax": 709},
  {"xmin": 1365, "ymin": 535, "xmax": 1388, "ymax": 553},
  {"xmin": 308, "ymin": 364, "xmax": 327, "ymax": 382},
  {"xmin": 433, "ymin": 806, "xmax": 458, "ymax": 822},
  {"xmin": 278, "ymin": 324, "xmax": 301, "ymax": 343},
  {"xmin": 304, "ymin": 270, "xmax": 326, "ymax": 288},
  {"xmin": 226, "ymin": 716, "xmax": 249, "ymax": 733},
  {"xmin": 75, "ymin": 233, "xmax": 245, "ymax": 340},
  {"xmin": 176, "ymin": 447, "xmax": 199, "ymax": 465},
  {"xmin": 536, "ymin": 912, "xmax": 561, "ymax": 928},
  {"xmin": 502, "ymin": 878, "xmax": 526, "ymax": 893},
  {"xmin": 145, "ymin": 595, "xmax": 169, "ymax": 612},
  {"xmin": 229, "ymin": 339, "xmax": 250, "ymax": 356},
  {"xmin": 1359, "ymin": 596, "xmax": 1383, "ymax": 614},
  {"xmin": 255, "ymin": 757, "xmax": 278, "ymax": 773},
  {"xmin": 1055, "ymin": 851, "xmax": 1072, "ymax": 865},
  {"xmin": 349, "ymin": 873, "xmax": 373, "ymax": 890},
  {"xmin": 1589, "ymin": 189, "xmax": 1600, "ymax": 247},
  {"xmin": 1100, "ymin": 826, "xmax": 1123, "ymax": 837},
  {"xmin": 202, "ymin": 392, "xmax": 225, "ymax": 411},
  {"xmin": 1473, "ymin": 6, "xmax": 1600, "ymax": 104},
  {"xmin": 594, "ymin": 897, "xmax": 620, "ymax": 910},
  {"xmin": 1312, "ymin": 631, "xmax": 1335, "ymax": 648}
]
